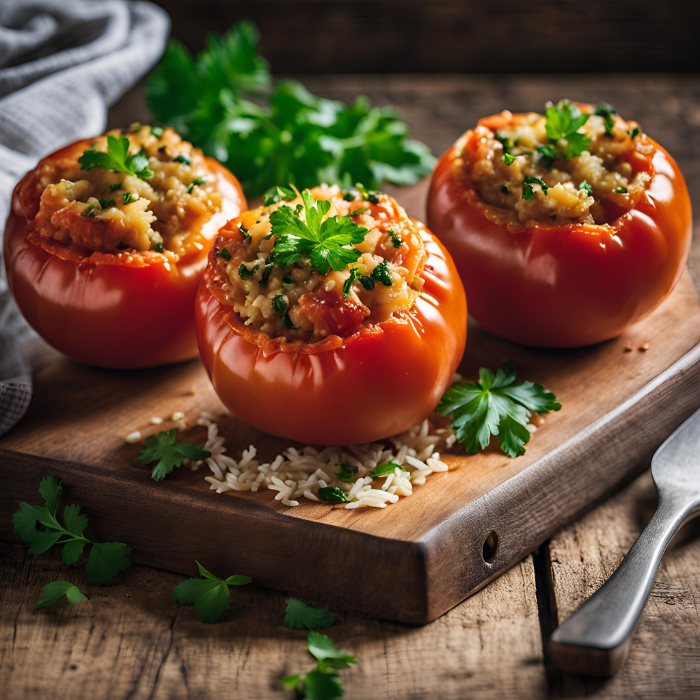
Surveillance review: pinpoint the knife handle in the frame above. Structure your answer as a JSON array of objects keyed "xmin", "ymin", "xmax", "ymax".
[{"xmin": 549, "ymin": 492, "xmax": 696, "ymax": 677}]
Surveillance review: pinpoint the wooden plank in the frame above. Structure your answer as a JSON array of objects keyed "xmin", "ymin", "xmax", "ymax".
[
  {"xmin": 545, "ymin": 472, "xmax": 700, "ymax": 697},
  {"xmin": 0, "ymin": 542, "xmax": 546, "ymax": 700}
]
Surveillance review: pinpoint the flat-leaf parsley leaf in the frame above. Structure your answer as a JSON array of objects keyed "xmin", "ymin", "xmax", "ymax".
[
  {"xmin": 138, "ymin": 429, "xmax": 211, "ymax": 481},
  {"xmin": 35, "ymin": 581, "xmax": 87, "ymax": 610},
  {"xmin": 436, "ymin": 362, "xmax": 561, "ymax": 458},
  {"xmin": 79, "ymin": 135, "xmax": 153, "ymax": 179},
  {"xmin": 284, "ymin": 598, "xmax": 335, "ymax": 630},
  {"xmin": 544, "ymin": 100, "xmax": 591, "ymax": 158}
]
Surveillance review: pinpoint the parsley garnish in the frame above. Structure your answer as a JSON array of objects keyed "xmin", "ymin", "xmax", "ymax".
[
  {"xmin": 269, "ymin": 190, "xmax": 368, "ymax": 274},
  {"xmin": 13, "ymin": 476, "xmax": 132, "ymax": 584},
  {"xmin": 436, "ymin": 362, "xmax": 561, "ymax": 458},
  {"xmin": 35, "ymin": 581, "xmax": 87, "ymax": 610},
  {"xmin": 122, "ymin": 192, "xmax": 138, "ymax": 205},
  {"xmin": 537, "ymin": 144, "xmax": 557, "ymax": 169},
  {"xmin": 153, "ymin": 242, "xmax": 165, "ymax": 253},
  {"xmin": 615, "ymin": 187, "xmax": 628, "ymax": 194},
  {"xmin": 371, "ymin": 259, "xmax": 392, "ymax": 287},
  {"xmin": 628, "ymin": 127, "xmax": 642, "ymax": 140},
  {"xmin": 99, "ymin": 198, "xmax": 116, "ymax": 209},
  {"xmin": 79, "ymin": 135, "xmax": 153, "ymax": 179},
  {"xmin": 82, "ymin": 204, "xmax": 96, "ymax": 218},
  {"xmin": 369, "ymin": 462, "xmax": 404, "ymax": 478},
  {"xmin": 238, "ymin": 224, "xmax": 251, "ymax": 238},
  {"xmin": 214, "ymin": 246, "xmax": 232, "ymax": 260},
  {"xmin": 264, "ymin": 185, "xmax": 296, "ymax": 206},
  {"xmin": 171, "ymin": 561, "xmax": 251, "ymax": 623},
  {"xmin": 353, "ymin": 184, "xmax": 380, "ymax": 204},
  {"xmin": 284, "ymin": 598, "xmax": 335, "ymax": 630},
  {"xmin": 349, "ymin": 207, "xmax": 368, "ymax": 217},
  {"xmin": 342, "ymin": 268, "xmax": 363, "ymax": 297},
  {"xmin": 318, "ymin": 487, "xmax": 348, "ymax": 503},
  {"xmin": 280, "ymin": 632, "xmax": 357, "ymax": 700},
  {"xmin": 502, "ymin": 152, "xmax": 519, "ymax": 166},
  {"xmin": 272, "ymin": 294, "xmax": 298, "ymax": 330},
  {"xmin": 594, "ymin": 102, "xmax": 616, "ymax": 135},
  {"xmin": 138, "ymin": 429, "xmax": 211, "ymax": 481},
  {"xmin": 151, "ymin": 125, "xmax": 164, "ymax": 138},
  {"xmin": 174, "ymin": 154, "xmax": 191, "ymax": 165},
  {"xmin": 522, "ymin": 176, "xmax": 549, "ymax": 200},
  {"xmin": 544, "ymin": 100, "xmax": 591, "ymax": 158},
  {"xmin": 334, "ymin": 464, "xmax": 358, "ymax": 482},
  {"xmin": 578, "ymin": 180, "xmax": 593, "ymax": 197},
  {"xmin": 261, "ymin": 264, "xmax": 272, "ymax": 285},
  {"xmin": 109, "ymin": 182, "xmax": 122, "ymax": 191},
  {"xmin": 495, "ymin": 131, "xmax": 515, "ymax": 151},
  {"xmin": 187, "ymin": 177, "xmax": 207, "ymax": 193},
  {"xmin": 387, "ymin": 228, "xmax": 403, "ymax": 248},
  {"xmin": 283, "ymin": 274, "xmax": 293, "ymax": 285},
  {"xmin": 238, "ymin": 263, "xmax": 258, "ymax": 280},
  {"xmin": 500, "ymin": 183, "xmax": 509, "ymax": 193}
]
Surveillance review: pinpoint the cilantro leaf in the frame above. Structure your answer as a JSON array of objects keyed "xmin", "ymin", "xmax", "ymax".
[
  {"xmin": 269, "ymin": 190, "xmax": 367, "ymax": 274},
  {"xmin": 86, "ymin": 542, "xmax": 132, "ymax": 584},
  {"xmin": 334, "ymin": 464, "xmax": 358, "ymax": 482},
  {"xmin": 318, "ymin": 487, "xmax": 348, "ymax": 503},
  {"xmin": 79, "ymin": 135, "xmax": 153, "ymax": 179},
  {"xmin": 284, "ymin": 598, "xmax": 335, "ymax": 630},
  {"xmin": 172, "ymin": 561, "xmax": 251, "ymax": 622},
  {"xmin": 139, "ymin": 429, "xmax": 211, "ymax": 481},
  {"xmin": 35, "ymin": 581, "xmax": 87, "ymax": 610},
  {"xmin": 436, "ymin": 362, "xmax": 561, "ymax": 458},
  {"xmin": 544, "ymin": 100, "xmax": 591, "ymax": 158},
  {"xmin": 308, "ymin": 632, "xmax": 357, "ymax": 669}
]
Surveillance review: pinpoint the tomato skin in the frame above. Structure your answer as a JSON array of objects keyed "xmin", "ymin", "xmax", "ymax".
[
  {"xmin": 195, "ymin": 228, "xmax": 467, "ymax": 446},
  {"xmin": 4, "ymin": 152, "xmax": 245, "ymax": 369},
  {"xmin": 427, "ymin": 130, "xmax": 692, "ymax": 348}
]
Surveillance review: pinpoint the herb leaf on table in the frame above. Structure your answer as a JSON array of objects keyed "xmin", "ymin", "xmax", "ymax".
[
  {"xmin": 13, "ymin": 476, "xmax": 132, "ymax": 583},
  {"xmin": 138, "ymin": 429, "xmax": 211, "ymax": 481},
  {"xmin": 284, "ymin": 598, "xmax": 335, "ymax": 630},
  {"xmin": 145, "ymin": 22, "xmax": 435, "ymax": 197},
  {"xmin": 171, "ymin": 560, "xmax": 252, "ymax": 623},
  {"xmin": 436, "ymin": 362, "xmax": 561, "ymax": 458},
  {"xmin": 79, "ymin": 135, "xmax": 153, "ymax": 179},
  {"xmin": 35, "ymin": 581, "xmax": 87, "ymax": 610}
]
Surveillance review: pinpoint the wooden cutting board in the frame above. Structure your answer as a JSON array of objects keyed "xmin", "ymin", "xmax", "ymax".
[{"xmin": 1, "ymin": 270, "xmax": 699, "ymax": 624}]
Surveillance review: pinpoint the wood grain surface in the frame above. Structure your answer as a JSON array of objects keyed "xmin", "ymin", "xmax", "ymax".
[{"xmin": 2, "ymin": 74, "xmax": 700, "ymax": 697}]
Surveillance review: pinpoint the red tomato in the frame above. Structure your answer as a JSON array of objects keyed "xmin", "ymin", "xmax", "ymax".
[
  {"xmin": 427, "ymin": 114, "xmax": 692, "ymax": 348},
  {"xmin": 195, "ymin": 225, "xmax": 467, "ymax": 446},
  {"xmin": 4, "ymin": 141, "xmax": 245, "ymax": 368}
]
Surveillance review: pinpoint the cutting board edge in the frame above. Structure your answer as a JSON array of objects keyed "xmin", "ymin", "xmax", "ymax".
[{"xmin": 418, "ymin": 338, "xmax": 700, "ymax": 622}]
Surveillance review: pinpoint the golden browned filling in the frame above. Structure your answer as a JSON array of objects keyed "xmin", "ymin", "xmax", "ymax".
[
  {"xmin": 458, "ymin": 101, "xmax": 653, "ymax": 227},
  {"xmin": 29, "ymin": 125, "xmax": 222, "ymax": 255},
  {"xmin": 213, "ymin": 185, "xmax": 427, "ymax": 342}
]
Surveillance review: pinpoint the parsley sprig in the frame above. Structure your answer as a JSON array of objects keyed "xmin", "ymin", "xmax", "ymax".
[
  {"xmin": 284, "ymin": 598, "xmax": 335, "ymax": 630},
  {"xmin": 145, "ymin": 22, "xmax": 434, "ymax": 197},
  {"xmin": 436, "ymin": 362, "xmax": 561, "ymax": 458},
  {"xmin": 13, "ymin": 476, "xmax": 132, "ymax": 584},
  {"xmin": 544, "ymin": 100, "xmax": 591, "ymax": 159},
  {"xmin": 79, "ymin": 135, "xmax": 153, "ymax": 180},
  {"xmin": 280, "ymin": 632, "xmax": 357, "ymax": 700},
  {"xmin": 269, "ymin": 190, "xmax": 368, "ymax": 274},
  {"xmin": 138, "ymin": 429, "xmax": 211, "ymax": 481},
  {"xmin": 171, "ymin": 561, "xmax": 251, "ymax": 623},
  {"xmin": 35, "ymin": 581, "xmax": 87, "ymax": 610}
]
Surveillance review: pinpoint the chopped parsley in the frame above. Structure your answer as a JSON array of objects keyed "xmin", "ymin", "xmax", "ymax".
[
  {"xmin": 82, "ymin": 204, "xmax": 96, "ymax": 218},
  {"xmin": 151, "ymin": 125, "xmax": 164, "ymax": 138},
  {"xmin": 500, "ymin": 183, "xmax": 509, "ymax": 193},
  {"xmin": 122, "ymin": 192, "xmax": 138, "ymax": 205},
  {"xmin": 238, "ymin": 263, "xmax": 258, "ymax": 279},
  {"xmin": 628, "ymin": 127, "xmax": 642, "ymax": 140},
  {"xmin": 99, "ymin": 198, "xmax": 116, "ymax": 209},
  {"xmin": 171, "ymin": 561, "xmax": 251, "ymax": 623},
  {"xmin": 269, "ymin": 189, "xmax": 368, "ymax": 275},
  {"xmin": 578, "ymin": 179, "xmax": 593, "ymax": 197},
  {"xmin": 153, "ymin": 242, "xmax": 165, "ymax": 253},
  {"xmin": 214, "ymin": 247, "xmax": 231, "ymax": 260},
  {"xmin": 109, "ymin": 182, "xmax": 122, "ymax": 191},
  {"xmin": 35, "ymin": 581, "xmax": 87, "ymax": 610},
  {"xmin": 615, "ymin": 186, "xmax": 628, "ymax": 194},
  {"xmin": 318, "ymin": 487, "xmax": 348, "ymax": 503},
  {"xmin": 261, "ymin": 264, "xmax": 272, "ymax": 285},
  {"xmin": 238, "ymin": 224, "xmax": 251, "ymax": 238},
  {"xmin": 369, "ymin": 462, "xmax": 404, "ymax": 478},
  {"xmin": 138, "ymin": 429, "xmax": 211, "ymax": 481},
  {"xmin": 272, "ymin": 294, "xmax": 298, "ymax": 330},
  {"xmin": 536, "ymin": 144, "xmax": 557, "ymax": 169},
  {"xmin": 594, "ymin": 102, "xmax": 616, "ymax": 135},
  {"xmin": 370, "ymin": 259, "xmax": 392, "ymax": 287},
  {"xmin": 522, "ymin": 176, "xmax": 549, "ymax": 200},
  {"xmin": 353, "ymin": 183, "xmax": 380, "ymax": 203},
  {"xmin": 544, "ymin": 100, "xmax": 591, "ymax": 158},
  {"xmin": 284, "ymin": 598, "xmax": 335, "ymax": 630},
  {"xmin": 436, "ymin": 361, "xmax": 561, "ymax": 458},
  {"xmin": 349, "ymin": 207, "xmax": 368, "ymax": 217},
  {"xmin": 334, "ymin": 464, "xmax": 358, "ymax": 482},
  {"xmin": 502, "ymin": 152, "xmax": 519, "ymax": 166},
  {"xmin": 387, "ymin": 228, "xmax": 403, "ymax": 248},
  {"xmin": 79, "ymin": 134, "xmax": 153, "ymax": 179},
  {"xmin": 13, "ymin": 476, "xmax": 132, "ymax": 584},
  {"xmin": 495, "ymin": 131, "xmax": 515, "ymax": 151},
  {"xmin": 174, "ymin": 154, "xmax": 191, "ymax": 165},
  {"xmin": 187, "ymin": 176, "xmax": 207, "ymax": 193},
  {"xmin": 343, "ymin": 268, "xmax": 363, "ymax": 297}
]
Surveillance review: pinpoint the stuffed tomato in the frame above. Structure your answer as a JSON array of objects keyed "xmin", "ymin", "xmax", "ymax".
[
  {"xmin": 4, "ymin": 124, "xmax": 245, "ymax": 368},
  {"xmin": 427, "ymin": 101, "xmax": 692, "ymax": 348},
  {"xmin": 196, "ymin": 185, "xmax": 467, "ymax": 445}
]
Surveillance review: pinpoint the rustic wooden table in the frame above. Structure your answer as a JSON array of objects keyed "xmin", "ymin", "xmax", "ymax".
[{"xmin": 2, "ymin": 75, "xmax": 699, "ymax": 699}]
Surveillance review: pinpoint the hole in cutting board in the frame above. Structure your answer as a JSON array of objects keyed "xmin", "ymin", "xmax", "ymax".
[{"xmin": 482, "ymin": 531, "xmax": 499, "ymax": 563}]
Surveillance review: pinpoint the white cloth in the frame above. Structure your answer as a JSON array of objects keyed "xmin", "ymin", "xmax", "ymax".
[{"xmin": 0, "ymin": 0, "xmax": 169, "ymax": 435}]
